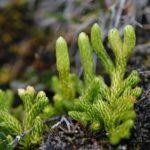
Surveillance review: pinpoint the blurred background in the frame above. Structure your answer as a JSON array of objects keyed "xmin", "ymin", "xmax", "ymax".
[{"xmin": 0, "ymin": 0, "xmax": 149, "ymax": 92}]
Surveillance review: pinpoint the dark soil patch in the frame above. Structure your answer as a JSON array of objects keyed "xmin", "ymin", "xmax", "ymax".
[{"xmin": 39, "ymin": 127, "xmax": 103, "ymax": 150}]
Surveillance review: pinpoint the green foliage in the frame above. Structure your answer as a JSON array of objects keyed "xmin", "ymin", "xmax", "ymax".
[
  {"xmin": 0, "ymin": 90, "xmax": 13, "ymax": 111},
  {"xmin": 69, "ymin": 23, "xmax": 142, "ymax": 144},
  {"xmin": 0, "ymin": 132, "xmax": 13, "ymax": 150},
  {"xmin": 51, "ymin": 37, "xmax": 83, "ymax": 114},
  {"xmin": 78, "ymin": 33, "xmax": 94, "ymax": 87},
  {"xmin": 0, "ymin": 86, "xmax": 51, "ymax": 149},
  {"xmin": 0, "ymin": 90, "xmax": 14, "ymax": 150},
  {"xmin": 0, "ymin": 23, "xmax": 142, "ymax": 149}
]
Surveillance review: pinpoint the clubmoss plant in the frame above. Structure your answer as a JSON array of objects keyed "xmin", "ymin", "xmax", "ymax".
[
  {"xmin": 0, "ymin": 90, "xmax": 14, "ymax": 150},
  {"xmin": 0, "ymin": 86, "xmax": 51, "ymax": 149},
  {"xmin": 51, "ymin": 37, "xmax": 83, "ymax": 115},
  {"xmin": 0, "ymin": 23, "xmax": 142, "ymax": 149},
  {"xmin": 68, "ymin": 23, "xmax": 142, "ymax": 144},
  {"xmin": 0, "ymin": 89, "xmax": 14, "ymax": 110},
  {"xmin": 0, "ymin": 133, "xmax": 13, "ymax": 150}
]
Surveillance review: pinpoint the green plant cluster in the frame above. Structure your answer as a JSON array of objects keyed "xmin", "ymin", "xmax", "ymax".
[
  {"xmin": 67, "ymin": 24, "xmax": 142, "ymax": 144},
  {"xmin": 0, "ymin": 23, "xmax": 142, "ymax": 149},
  {"xmin": 0, "ymin": 86, "xmax": 51, "ymax": 149},
  {"xmin": 51, "ymin": 37, "xmax": 83, "ymax": 115},
  {"xmin": 0, "ymin": 90, "xmax": 14, "ymax": 150}
]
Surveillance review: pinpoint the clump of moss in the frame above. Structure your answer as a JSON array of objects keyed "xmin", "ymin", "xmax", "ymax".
[
  {"xmin": 55, "ymin": 23, "xmax": 141, "ymax": 144},
  {"xmin": 0, "ymin": 86, "xmax": 51, "ymax": 149},
  {"xmin": 0, "ymin": 23, "xmax": 142, "ymax": 149}
]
